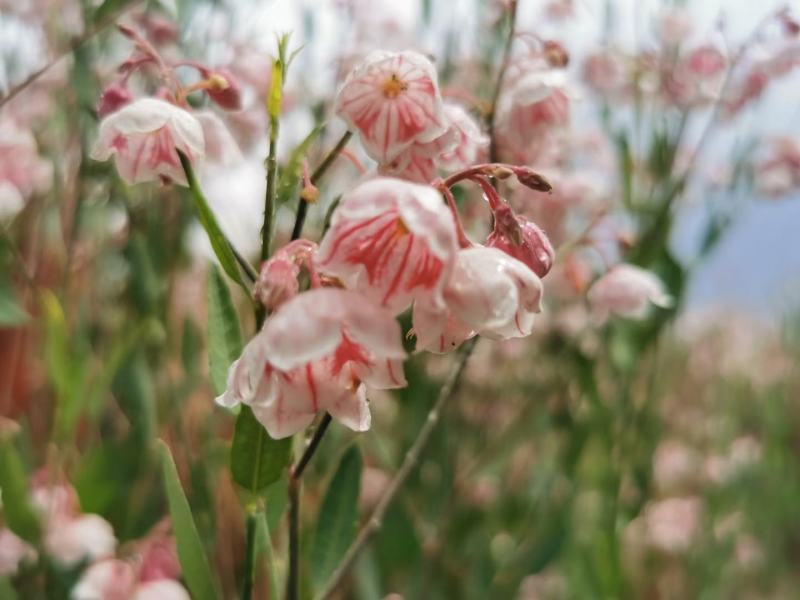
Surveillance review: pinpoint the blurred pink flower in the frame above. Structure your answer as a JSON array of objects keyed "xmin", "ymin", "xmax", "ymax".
[
  {"xmin": 656, "ymin": 7, "xmax": 693, "ymax": 46},
  {"xmin": 437, "ymin": 103, "xmax": 490, "ymax": 171},
  {"xmin": 317, "ymin": 177, "xmax": 458, "ymax": 314},
  {"xmin": 72, "ymin": 558, "xmax": 189, "ymax": 600},
  {"xmin": 583, "ymin": 51, "xmax": 626, "ymax": 96},
  {"xmin": 413, "ymin": 246, "xmax": 543, "ymax": 353},
  {"xmin": 30, "ymin": 482, "xmax": 116, "ymax": 568},
  {"xmin": 90, "ymin": 98, "xmax": 205, "ymax": 186},
  {"xmin": 335, "ymin": 51, "xmax": 447, "ymax": 163},
  {"xmin": 96, "ymin": 81, "xmax": 135, "ymax": 118},
  {"xmin": 0, "ymin": 119, "xmax": 53, "ymax": 219},
  {"xmin": 588, "ymin": 264, "xmax": 672, "ymax": 320},
  {"xmin": 255, "ymin": 240, "xmax": 318, "ymax": 311},
  {"xmin": 218, "ymin": 288, "xmax": 407, "ymax": 438},
  {"xmin": 643, "ymin": 496, "xmax": 702, "ymax": 554},
  {"xmin": 0, "ymin": 529, "xmax": 36, "ymax": 576}
]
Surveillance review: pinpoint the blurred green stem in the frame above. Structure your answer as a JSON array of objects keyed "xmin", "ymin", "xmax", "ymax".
[
  {"xmin": 487, "ymin": 0, "xmax": 518, "ymax": 163},
  {"xmin": 242, "ymin": 506, "xmax": 258, "ymax": 600}
]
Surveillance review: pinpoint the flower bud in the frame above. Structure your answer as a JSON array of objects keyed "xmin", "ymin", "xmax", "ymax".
[
  {"xmin": 543, "ymin": 40, "xmax": 570, "ymax": 68},
  {"xmin": 255, "ymin": 257, "xmax": 300, "ymax": 310},
  {"xmin": 514, "ymin": 167, "xmax": 553, "ymax": 192},
  {"xmin": 206, "ymin": 69, "xmax": 242, "ymax": 111},
  {"xmin": 487, "ymin": 216, "xmax": 555, "ymax": 278},
  {"xmin": 96, "ymin": 81, "xmax": 134, "ymax": 118}
]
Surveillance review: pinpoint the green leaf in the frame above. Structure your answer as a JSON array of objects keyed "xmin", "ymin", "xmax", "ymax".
[
  {"xmin": 0, "ymin": 433, "xmax": 41, "ymax": 544},
  {"xmin": 230, "ymin": 407, "xmax": 291, "ymax": 493},
  {"xmin": 207, "ymin": 266, "xmax": 243, "ymax": 395},
  {"xmin": 178, "ymin": 151, "xmax": 246, "ymax": 292},
  {"xmin": 0, "ymin": 282, "xmax": 28, "ymax": 326},
  {"xmin": 158, "ymin": 441, "xmax": 218, "ymax": 600},
  {"xmin": 0, "ymin": 577, "xmax": 18, "ymax": 600},
  {"xmin": 311, "ymin": 445, "xmax": 363, "ymax": 588}
]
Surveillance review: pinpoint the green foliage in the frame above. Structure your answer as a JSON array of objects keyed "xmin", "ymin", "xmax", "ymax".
[
  {"xmin": 178, "ymin": 151, "xmax": 247, "ymax": 292},
  {"xmin": 207, "ymin": 266, "xmax": 243, "ymax": 395},
  {"xmin": 230, "ymin": 407, "xmax": 292, "ymax": 493},
  {"xmin": 0, "ymin": 280, "xmax": 29, "ymax": 326},
  {"xmin": 159, "ymin": 441, "xmax": 219, "ymax": 600},
  {"xmin": 311, "ymin": 445, "xmax": 362, "ymax": 589},
  {"xmin": 0, "ymin": 434, "xmax": 41, "ymax": 544}
]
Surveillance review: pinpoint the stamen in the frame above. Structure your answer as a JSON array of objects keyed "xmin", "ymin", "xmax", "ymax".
[{"xmin": 381, "ymin": 74, "xmax": 408, "ymax": 99}]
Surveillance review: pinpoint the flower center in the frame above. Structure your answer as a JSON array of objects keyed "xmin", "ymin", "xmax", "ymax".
[
  {"xmin": 395, "ymin": 217, "xmax": 410, "ymax": 236},
  {"xmin": 381, "ymin": 74, "xmax": 408, "ymax": 99}
]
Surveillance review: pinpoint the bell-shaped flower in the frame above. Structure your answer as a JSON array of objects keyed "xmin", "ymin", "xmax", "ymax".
[
  {"xmin": 317, "ymin": 177, "xmax": 458, "ymax": 314},
  {"xmin": 437, "ymin": 103, "xmax": 489, "ymax": 170},
  {"xmin": 334, "ymin": 51, "xmax": 447, "ymax": 164},
  {"xmin": 413, "ymin": 246, "xmax": 544, "ymax": 353},
  {"xmin": 90, "ymin": 98, "xmax": 204, "ymax": 186},
  {"xmin": 217, "ymin": 288, "xmax": 407, "ymax": 439},
  {"xmin": 588, "ymin": 264, "xmax": 673, "ymax": 320}
]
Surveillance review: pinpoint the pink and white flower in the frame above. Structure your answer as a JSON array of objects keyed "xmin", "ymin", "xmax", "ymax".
[
  {"xmin": 588, "ymin": 264, "xmax": 672, "ymax": 320},
  {"xmin": 317, "ymin": 177, "xmax": 458, "ymax": 314},
  {"xmin": 413, "ymin": 246, "xmax": 544, "ymax": 353},
  {"xmin": 437, "ymin": 103, "xmax": 490, "ymax": 171},
  {"xmin": 73, "ymin": 559, "xmax": 189, "ymax": 600},
  {"xmin": 254, "ymin": 239, "xmax": 318, "ymax": 310},
  {"xmin": 30, "ymin": 481, "xmax": 117, "ymax": 568},
  {"xmin": 0, "ymin": 529, "xmax": 36, "ymax": 576},
  {"xmin": 218, "ymin": 288, "xmax": 407, "ymax": 439},
  {"xmin": 334, "ymin": 51, "xmax": 448, "ymax": 164},
  {"xmin": 0, "ymin": 119, "xmax": 53, "ymax": 219},
  {"xmin": 90, "ymin": 98, "xmax": 204, "ymax": 186}
]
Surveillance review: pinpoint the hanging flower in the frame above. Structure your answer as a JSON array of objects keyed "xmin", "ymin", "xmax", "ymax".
[
  {"xmin": 217, "ymin": 288, "xmax": 407, "ymax": 439},
  {"xmin": 334, "ymin": 51, "xmax": 447, "ymax": 164},
  {"xmin": 588, "ymin": 264, "xmax": 673, "ymax": 319},
  {"xmin": 437, "ymin": 103, "xmax": 490, "ymax": 170},
  {"xmin": 317, "ymin": 177, "xmax": 458, "ymax": 314},
  {"xmin": 90, "ymin": 98, "xmax": 204, "ymax": 186},
  {"xmin": 413, "ymin": 246, "xmax": 544, "ymax": 353}
]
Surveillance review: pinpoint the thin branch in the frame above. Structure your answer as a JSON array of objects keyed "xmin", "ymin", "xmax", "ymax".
[
  {"xmin": 315, "ymin": 338, "xmax": 479, "ymax": 600},
  {"xmin": 0, "ymin": 0, "xmax": 146, "ymax": 109},
  {"xmin": 292, "ymin": 413, "xmax": 333, "ymax": 480},
  {"xmin": 290, "ymin": 131, "xmax": 352, "ymax": 241},
  {"xmin": 286, "ymin": 476, "xmax": 300, "ymax": 600},
  {"xmin": 487, "ymin": 0, "xmax": 519, "ymax": 163}
]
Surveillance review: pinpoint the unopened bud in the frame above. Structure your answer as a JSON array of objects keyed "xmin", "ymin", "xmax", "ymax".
[
  {"xmin": 487, "ymin": 216, "xmax": 555, "ymax": 278},
  {"xmin": 97, "ymin": 81, "xmax": 134, "ymax": 118},
  {"xmin": 300, "ymin": 183, "xmax": 320, "ymax": 204},
  {"xmin": 543, "ymin": 40, "xmax": 570, "ymax": 68},
  {"xmin": 514, "ymin": 167, "xmax": 553, "ymax": 193},
  {"xmin": 206, "ymin": 69, "xmax": 242, "ymax": 111},
  {"xmin": 486, "ymin": 165, "xmax": 514, "ymax": 180}
]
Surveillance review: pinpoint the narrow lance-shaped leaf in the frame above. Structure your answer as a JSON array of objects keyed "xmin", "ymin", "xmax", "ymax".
[
  {"xmin": 230, "ymin": 406, "xmax": 292, "ymax": 493},
  {"xmin": 311, "ymin": 445, "xmax": 363, "ymax": 588},
  {"xmin": 0, "ymin": 433, "xmax": 41, "ymax": 544},
  {"xmin": 254, "ymin": 510, "xmax": 281, "ymax": 600},
  {"xmin": 158, "ymin": 441, "xmax": 219, "ymax": 600},
  {"xmin": 178, "ymin": 150, "xmax": 247, "ymax": 292},
  {"xmin": 207, "ymin": 266, "xmax": 243, "ymax": 395}
]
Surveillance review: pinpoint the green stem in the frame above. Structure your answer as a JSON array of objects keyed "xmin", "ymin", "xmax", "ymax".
[
  {"xmin": 242, "ymin": 507, "xmax": 258, "ymax": 600},
  {"xmin": 262, "ymin": 119, "xmax": 280, "ymax": 262},
  {"xmin": 290, "ymin": 131, "xmax": 352, "ymax": 241}
]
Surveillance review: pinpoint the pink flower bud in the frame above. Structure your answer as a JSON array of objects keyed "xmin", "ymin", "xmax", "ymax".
[
  {"xmin": 205, "ymin": 69, "xmax": 242, "ymax": 111},
  {"xmin": 97, "ymin": 81, "xmax": 134, "ymax": 118},
  {"xmin": 487, "ymin": 216, "xmax": 555, "ymax": 278},
  {"xmin": 255, "ymin": 240, "xmax": 317, "ymax": 311}
]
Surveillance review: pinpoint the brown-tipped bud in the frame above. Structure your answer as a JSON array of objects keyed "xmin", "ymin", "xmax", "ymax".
[
  {"xmin": 514, "ymin": 167, "xmax": 553, "ymax": 193},
  {"xmin": 116, "ymin": 23, "xmax": 137, "ymax": 39},
  {"xmin": 486, "ymin": 165, "xmax": 514, "ymax": 180},
  {"xmin": 300, "ymin": 183, "xmax": 320, "ymax": 204},
  {"xmin": 206, "ymin": 69, "xmax": 242, "ymax": 111},
  {"xmin": 543, "ymin": 40, "xmax": 570, "ymax": 68}
]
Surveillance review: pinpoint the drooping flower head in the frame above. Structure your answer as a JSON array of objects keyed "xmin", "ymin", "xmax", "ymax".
[
  {"xmin": 588, "ymin": 264, "xmax": 673, "ymax": 320},
  {"xmin": 90, "ymin": 98, "xmax": 204, "ymax": 186},
  {"xmin": 218, "ymin": 289, "xmax": 407, "ymax": 439},
  {"xmin": 413, "ymin": 246, "xmax": 544, "ymax": 353},
  {"xmin": 317, "ymin": 177, "xmax": 458, "ymax": 314},
  {"xmin": 335, "ymin": 51, "xmax": 448, "ymax": 164},
  {"xmin": 486, "ymin": 215, "xmax": 555, "ymax": 278}
]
